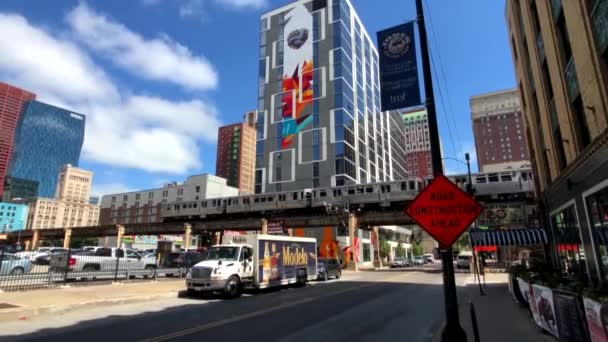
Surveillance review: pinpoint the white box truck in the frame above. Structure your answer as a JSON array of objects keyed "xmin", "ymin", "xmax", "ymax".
[{"xmin": 186, "ymin": 234, "xmax": 317, "ymax": 298}]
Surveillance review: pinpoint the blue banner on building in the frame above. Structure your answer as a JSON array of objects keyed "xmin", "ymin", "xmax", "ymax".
[{"xmin": 377, "ymin": 22, "xmax": 421, "ymax": 111}]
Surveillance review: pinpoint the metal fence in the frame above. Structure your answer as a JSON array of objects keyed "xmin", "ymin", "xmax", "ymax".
[{"xmin": 0, "ymin": 248, "xmax": 195, "ymax": 292}]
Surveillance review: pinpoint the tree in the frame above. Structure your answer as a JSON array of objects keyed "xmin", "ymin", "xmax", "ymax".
[
  {"xmin": 379, "ymin": 238, "xmax": 391, "ymax": 260},
  {"xmin": 396, "ymin": 242, "xmax": 406, "ymax": 257},
  {"xmin": 454, "ymin": 232, "xmax": 470, "ymax": 254},
  {"xmin": 412, "ymin": 242, "xmax": 424, "ymax": 256}
]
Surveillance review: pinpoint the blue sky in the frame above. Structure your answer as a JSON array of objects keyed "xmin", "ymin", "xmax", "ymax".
[{"xmin": 0, "ymin": 0, "xmax": 515, "ymax": 196}]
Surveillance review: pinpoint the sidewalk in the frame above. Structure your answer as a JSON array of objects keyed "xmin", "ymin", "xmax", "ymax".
[
  {"xmin": 434, "ymin": 273, "xmax": 554, "ymax": 342},
  {"xmin": 0, "ymin": 279, "xmax": 184, "ymax": 322}
]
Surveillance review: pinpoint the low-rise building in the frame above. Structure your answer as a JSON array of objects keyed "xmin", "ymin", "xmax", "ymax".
[
  {"xmin": 99, "ymin": 174, "xmax": 239, "ymax": 225},
  {"xmin": 0, "ymin": 202, "xmax": 28, "ymax": 232},
  {"xmin": 26, "ymin": 165, "xmax": 100, "ymax": 229}
]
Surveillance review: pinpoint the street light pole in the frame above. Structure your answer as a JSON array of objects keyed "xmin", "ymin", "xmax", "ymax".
[{"xmin": 416, "ymin": 0, "xmax": 466, "ymax": 341}]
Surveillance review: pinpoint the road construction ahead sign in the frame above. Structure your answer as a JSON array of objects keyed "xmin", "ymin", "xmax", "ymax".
[{"xmin": 406, "ymin": 175, "xmax": 483, "ymax": 248}]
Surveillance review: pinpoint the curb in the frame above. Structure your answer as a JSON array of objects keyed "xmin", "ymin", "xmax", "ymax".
[{"xmin": 0, "ymin": 292, "xmax": 179, "ymax": 322}]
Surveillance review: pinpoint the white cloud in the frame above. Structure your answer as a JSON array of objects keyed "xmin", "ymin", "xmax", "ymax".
[
  {"xmin": 66, "ymin": 3, "xmax": 218, "ymax": 91},
  {"xmin": 0, "ymin": 10, "xmax": 221, "ymax": 175},
  {"xmin": 92, "ymin": 183, "xmax": 134, "ymax": 197},
  {"xmin": 218, "ymin": 0, "xmax": 267, "ymax": 9},
  {"xmin": 0, "ymin": 13, "xmax": 117, "ymax": 102},
  {"xmin": 179, "ymin": 0, "xmax": 204, "ymax": 18}
]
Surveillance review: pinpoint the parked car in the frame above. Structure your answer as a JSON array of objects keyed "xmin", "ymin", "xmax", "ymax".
[
  {"xmin": 317, "ymin": 258, "xmax": 341, "ymax": 281},
  {"xmin": 162, "ymin": 251, "xmax": 205, "ymax": 276},
  {"xmin": 15, "ymin": 247, "xmax": 51, "ymax": 261},
  {"xmin": 50, "ymin": 247, "xmax": 158, "ymax": 280},
  {"xmin": 413, "ymin": 256, "xmax": 425, "ymax": 266},
  {"xmin": 391, "ymin": 257, "xmax": 410, "ymax": 268},
  {"xmin": 423, "ymin": 253, "xmax": 435, "ymax": 264},
  {"xmin": 0, "ymin": 254, "xmax": 33, "ymax": 275},
  {"xmin": 34, "ymin": 248, "xmax": 68, "ymax": 265}
]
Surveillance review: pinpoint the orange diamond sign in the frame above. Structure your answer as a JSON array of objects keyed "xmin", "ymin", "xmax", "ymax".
[{"xmin": 406, "ymin": 175, "xmax": 483, "ymax": 248}]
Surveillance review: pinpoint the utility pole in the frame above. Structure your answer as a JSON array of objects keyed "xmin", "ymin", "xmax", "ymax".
[{"xmin": 416, "ymin": 0, "xmax": 467, "ymax": 341}]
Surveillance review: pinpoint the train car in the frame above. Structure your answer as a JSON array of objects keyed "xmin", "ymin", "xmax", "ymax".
[{"xmin": 276, "ymin": 189, "xmax": 312, "ymax": 210}]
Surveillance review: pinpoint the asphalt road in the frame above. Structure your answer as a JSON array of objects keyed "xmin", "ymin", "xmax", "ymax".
[{"xmin": 5, "ymin": 270, "xmax": 464, "ymax": 342}]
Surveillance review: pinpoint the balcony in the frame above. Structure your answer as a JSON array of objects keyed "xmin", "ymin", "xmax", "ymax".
[
  {"xmin": 564, "ymin": 57, "xmax": 580, "ymax": 100},
  {"xmin": 536, "ymin": 33, "xmax": 545, "ymax": 61},
  {"xmin": 591, "ymin": 0, "xmax": 608, "ymax": 54}
]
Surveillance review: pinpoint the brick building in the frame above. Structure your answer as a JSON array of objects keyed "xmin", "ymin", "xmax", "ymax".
[
  {"xmin": 215, "ymin": 115, "xmax": 256, "ymax": 194},
  {"xmin": 402, "ymin": 108, "xmax": 433, "ymax": 179},
  {"xmin": 470, "ymin": 89, "xmax": 531, "ymax": 172}
]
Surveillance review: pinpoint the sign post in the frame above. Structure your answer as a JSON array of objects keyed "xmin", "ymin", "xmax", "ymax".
[
  {"xmin": 412, "ymin": 1, "xmax": 483, "ymax": 340},
  {"xmin": 406, "ymin": 176, "xmax": 483, "ymax": 342}
]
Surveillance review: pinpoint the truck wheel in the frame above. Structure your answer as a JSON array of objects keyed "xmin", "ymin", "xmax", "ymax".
[
  {"xmin": 224, "ymin": 275, "xmax": 241, "ymax": 299},
  {"xmin": 335, "ymin": 270, "xmax": 341, "ymax": 279},
  {"xmin": 323, "ymin": 272, "xmax": 328, "ymax": 282},
  {"xmin": 143, "ymin": 265, "xmax": 156, "ymax": 279},
  {"xmin": 187, "ymin": 289, "xmax": 199, "ymax": 297},
  {"xmin": 84, "ymin": 265, "xmax": 99, "ymax": 280},
  {"xmin": 296, "ymin": 270, "xmax": 307, "ymax": 287}
]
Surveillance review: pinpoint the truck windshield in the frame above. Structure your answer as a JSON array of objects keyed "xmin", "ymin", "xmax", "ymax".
[{"xmin": 206, "ymin": 247, "xmax": 239, "ymax": 261}]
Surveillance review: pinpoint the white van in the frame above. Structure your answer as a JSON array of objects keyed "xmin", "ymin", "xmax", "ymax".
[{"xmin": 456, "ymin": 251, "xmax": 473, "ymax": 269}]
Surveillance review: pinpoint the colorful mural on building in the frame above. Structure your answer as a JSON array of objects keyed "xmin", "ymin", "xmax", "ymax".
[{"xmin": 281, "ymin": 3, "xmax": 314, "ymax": 149}]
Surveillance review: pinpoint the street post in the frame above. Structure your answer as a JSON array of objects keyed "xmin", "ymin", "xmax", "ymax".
[{"xmin": 416, "ymin": 0, "xmax": 467, "ymax": 340}]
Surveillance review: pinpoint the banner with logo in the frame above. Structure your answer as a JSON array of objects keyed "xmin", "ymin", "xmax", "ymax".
[
  {"xmin": 583, "ymin": 297, "xmax": 608, "ymax": 342},
  {"xmin": 377, "ymin": 22, "xmax": 421, "ymax": 111},
  {"xmin": 258, "ymin": 238, "xmax": 316, "ymax": 286}
]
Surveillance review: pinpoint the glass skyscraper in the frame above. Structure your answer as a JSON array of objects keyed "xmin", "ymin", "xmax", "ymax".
[
  {"xmin": 8, "ymin": 100, "xmax": 86, "ymax": 198},
  {"xmin": 255, "ymin": 0, "xmax": 406, "ymax": 193}
]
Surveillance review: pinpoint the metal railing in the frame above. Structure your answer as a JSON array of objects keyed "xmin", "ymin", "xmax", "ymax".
[{"xmin": 0, "ymin": 248, "xmax": 194, "ymax": 292}]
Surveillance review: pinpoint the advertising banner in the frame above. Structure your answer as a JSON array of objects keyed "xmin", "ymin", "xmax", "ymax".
[
  {"xmin": 517, "ymin": 278, "xmax": 530, "ymax": 303},
  {"xmin": 258, "ymin": 238, "xmax": 316, "ymax": 286},
  {"xmin": 267, "ymin": 221, "xmax": 285, "ymax": 235},
  {"xmin": 377, "ymin": 22, "xmax": 421, "ymax": 111},
  {"xmin": 583, "ymin": 297, "xmax": 608, "ymax": 342},
  {"xmin": 530, "ymin": 284, "xmax": 560, "ymax": 338},
  {"xmin": 281, "ymin": 3, "xmax": 314, "ymax": 148}
]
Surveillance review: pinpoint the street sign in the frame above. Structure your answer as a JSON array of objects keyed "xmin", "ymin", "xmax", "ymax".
[
  {"xmin": 406, "ymin": 175, "xmax": 483, "ymax": 248},
  {"xmin": 267, "ymin": 221, "xmax": 285, "ymax": 235}
]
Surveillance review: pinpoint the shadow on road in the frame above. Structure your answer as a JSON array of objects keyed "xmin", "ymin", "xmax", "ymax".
[{"xmin": 7, "ymin": 278, "xmax": 448, "ymax": 342}]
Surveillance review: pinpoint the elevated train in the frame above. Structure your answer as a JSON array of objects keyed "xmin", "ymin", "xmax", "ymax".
[{"xmin": 161, "ymin": 178, "xmax": 424, "ymax": 221}]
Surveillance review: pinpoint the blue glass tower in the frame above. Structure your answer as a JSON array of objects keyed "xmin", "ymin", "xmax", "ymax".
[{"xmin": 8, "ymin": 101, "xmax": 85, "ymax": 198}]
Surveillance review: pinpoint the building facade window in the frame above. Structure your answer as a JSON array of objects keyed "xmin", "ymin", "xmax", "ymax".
[{"xmin": 586, "ymin": 186, "xmax": 608, "ymax": 281}]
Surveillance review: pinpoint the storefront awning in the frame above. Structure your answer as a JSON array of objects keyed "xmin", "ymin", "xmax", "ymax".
[{"xmin": 470, "ymin": 228, "xmax": 548, "ymax": 246}]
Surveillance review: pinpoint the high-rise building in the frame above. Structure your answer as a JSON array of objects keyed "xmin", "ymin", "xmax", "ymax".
[
  {"xmin": 470, "ymin": 89, "xmax": 531, "ymax": 172},
  {"xmin": 99, "ymin": 174, "xmax": 239, "ymax": 225},
  {"xmin": 27, "ymin": 165, "xmax": 100, "ymax": 230},
  {"xmin": 0, "ymin": 82, "xmax": 36, "ymax": 198},
  {"xmin": 216, "ymin": 118, "xmax": 256, "ymax": 194},
  {"xmin": 506, "ymin": 0, "xmax": 608, "ymax": 283},
  {"xmin": 402, "ymin": 108, "xmax": 433, "ymax": 179},
  {"xmin": 254, "ymin": 0, "xmax": 406, "ymax": 193},
  {"xmin": 2, "ymin": 176, "xmax": 38, "ymax": 202},
  {"xmin": 244, "ymin": 110, "xmax": 257, "ymax": 127},
  {"xmin": 8, "ymin": 100, "xmax": 85, "ymax": 198}
]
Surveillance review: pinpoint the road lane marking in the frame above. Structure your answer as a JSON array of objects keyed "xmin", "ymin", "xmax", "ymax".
[{"xmin": 139, "ymin": 279, "xmax": 401, "ymax": 342}]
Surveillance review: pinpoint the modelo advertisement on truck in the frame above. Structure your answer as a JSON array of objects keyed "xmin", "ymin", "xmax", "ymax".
[{"xmin": 258, "ymin": 239, "xmax": 316, "ymax": 286}]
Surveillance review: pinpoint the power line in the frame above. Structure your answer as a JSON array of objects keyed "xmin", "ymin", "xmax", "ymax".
[{"xmin": 424, "ymin": 0, "xmax": 463, "ymax": 157}]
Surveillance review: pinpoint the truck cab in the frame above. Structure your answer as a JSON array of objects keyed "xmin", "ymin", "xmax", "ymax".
[{"xmin": 187, "ymin": 243, "xmax": 254, "ymax": 298}]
